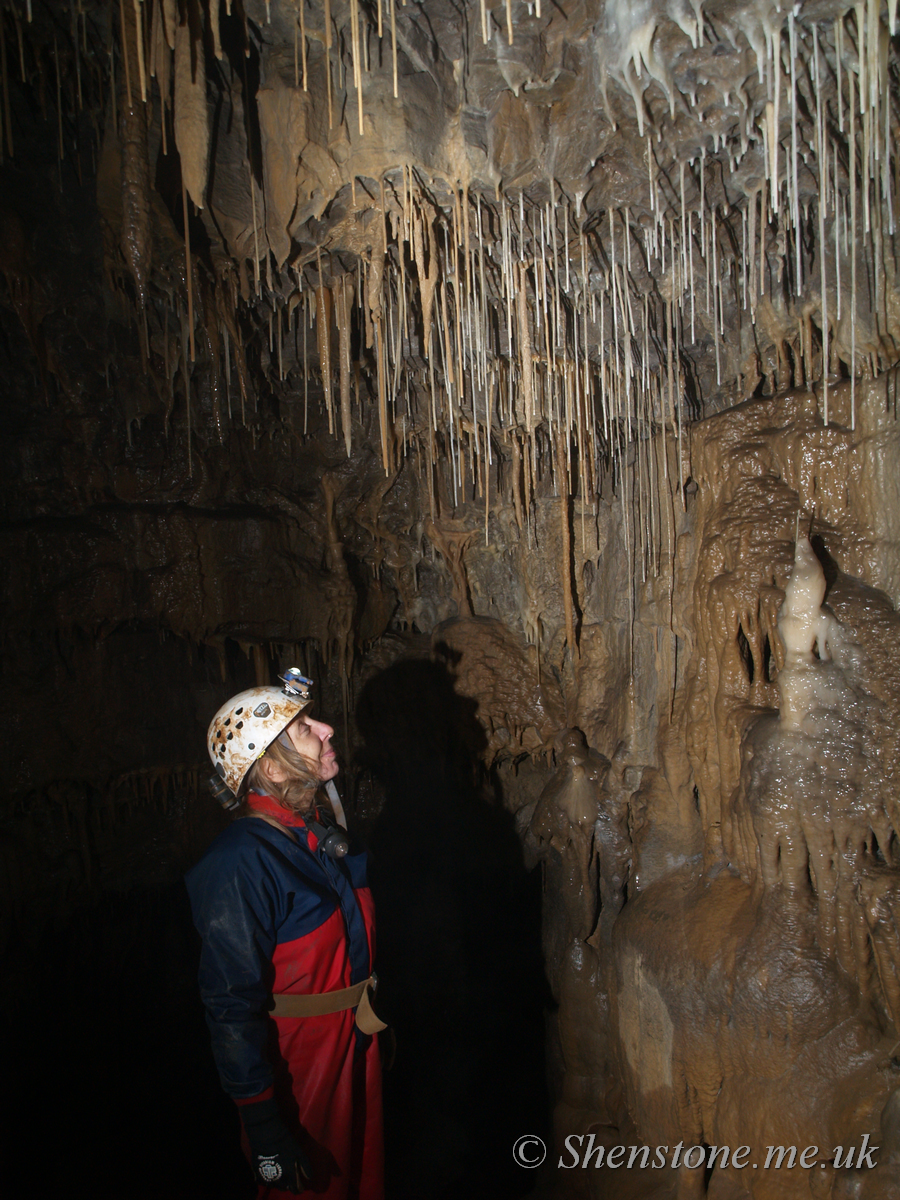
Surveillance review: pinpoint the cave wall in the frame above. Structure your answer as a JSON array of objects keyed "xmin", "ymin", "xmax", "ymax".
[
  {"xmin": 3, "ymin": 0, "xmax": 900, "ymax": 1197},
  {"xmin": 602, "ymin": 373, "xmax": 900, "ymax": 1199}
]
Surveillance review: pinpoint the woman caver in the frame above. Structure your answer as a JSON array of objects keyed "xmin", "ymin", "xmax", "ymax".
[{"xmin": 186, "ymin": 669, "xmax": 385, "ymax": 1199}]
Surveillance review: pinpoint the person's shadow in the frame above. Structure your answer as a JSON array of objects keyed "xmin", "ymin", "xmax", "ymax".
[{"xmin": 355, "ymin": 658, "xmax": 550, "ymax": 1200}]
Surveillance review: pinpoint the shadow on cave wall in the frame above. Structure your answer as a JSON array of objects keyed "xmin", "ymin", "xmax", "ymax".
[
  {"xmin": 356, "ymin": 658, "xmax": 551, "ymax": 1200},
  {"xmin": 3, "ymin": 652, "xmax": 550, "ymax": 1199}
]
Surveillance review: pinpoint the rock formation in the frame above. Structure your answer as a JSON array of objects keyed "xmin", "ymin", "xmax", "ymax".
[{"xmin": 2, "ymin": 0, "xmax": 900, "ymax": 1196}]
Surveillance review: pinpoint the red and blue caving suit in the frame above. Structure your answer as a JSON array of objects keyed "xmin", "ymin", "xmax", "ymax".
[{"xmin": 186, "ymin": 791, "xmax": 384, "ymax": 1200}]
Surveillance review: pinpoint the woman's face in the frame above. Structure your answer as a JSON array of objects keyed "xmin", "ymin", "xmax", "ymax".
[{"xmin": 284, "ymin": 713, "xmax": 339, "ymax": 782}]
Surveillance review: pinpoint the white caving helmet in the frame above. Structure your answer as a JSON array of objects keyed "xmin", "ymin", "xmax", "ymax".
[{"xmin": 207, "ymin": 668, "xmax": 313, "ymax": 809}]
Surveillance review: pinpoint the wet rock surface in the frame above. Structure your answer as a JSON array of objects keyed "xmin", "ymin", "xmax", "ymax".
[{"xmin": 2, "ymin": 1, "xmax": 900, "ymax": 1198}]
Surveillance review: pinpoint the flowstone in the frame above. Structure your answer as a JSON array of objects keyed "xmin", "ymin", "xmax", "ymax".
[{"xmin": 600, "ymin": 390, "xmax": 900, "ymax": 1200}]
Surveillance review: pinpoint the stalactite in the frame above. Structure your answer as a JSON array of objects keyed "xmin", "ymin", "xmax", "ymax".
[
  {"xmin": 0, "ymin": 15, "xmax": 11, "ymax": 162},
  {"xmin": 324, "ymin": 0, "xmax": 333, "ymax": 128},
  {"xmin": 161, "ymin": 0, "xmax": 177, "ymax": 49},
  {"xmin": 182, "ymin": 180, "xmax": 195, "ymax": 360},
  {"xmin": 350, "ymin": 0, "xmax": 363, "ymax": 135},
  {"xmin": 316, "ymin": 256, "xmax": 336, "ymax": 434},
  {"xmin": 209, "ymin": 0, "xmax": 223, "ymax": 60},
  {"xmin": 3, "ymin": 0, "xmax": 896, "ymax": 606},
  {"xmin": 174, "ymin": 12, "xmax": 208, "ymax": 210},
  {"xmin": 412, "ymin": 194, "xmax": 439, "ymax": 364},
  {"xmin": 555, "ymin": 428, "xmax": 578, "ymax": 659},
  {"xmin": 119, "ymin": 0, "xmax": 151, "ymax": 306},
  {"xmin": 337, "ymin": 273, "xmax": 354, "ymax": 457},
  {"xmin": 203, "ymin": 283, "xmax": 225, "ymax": 442}
]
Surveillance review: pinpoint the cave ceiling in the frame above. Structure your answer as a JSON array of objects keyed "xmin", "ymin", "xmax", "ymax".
[
  {"xmin": 4, "ymin": 0, "xmax": 897, "ymax": 472},
  {"xmin": 1, "ymin": 0, "xmax": 898, "ymax": 702}
]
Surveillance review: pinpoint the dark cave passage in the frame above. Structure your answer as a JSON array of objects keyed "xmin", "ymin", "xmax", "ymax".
[
  {"xmin": 4, "ymin": 884, "xmax": 250, "ymax": 1200},
  {"xmin": 3, "ymin": 735, "xmax": 550, "ymax": 1200}
]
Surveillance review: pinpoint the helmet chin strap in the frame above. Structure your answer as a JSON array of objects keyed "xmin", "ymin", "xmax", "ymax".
[
  {"xmin": 325, "ymin": 780, "xmax": 347, "ymax": 827},
  {"xmin": 258, "ymin": 731, "xmax": 348, "ymax": 859},
  {"xmin": 274, "ymin": 732, "xmax": 347, "ymax": 827},
  {"xmin": 311, "ymin": 781, "xmax": 349, "ymax": 860}
]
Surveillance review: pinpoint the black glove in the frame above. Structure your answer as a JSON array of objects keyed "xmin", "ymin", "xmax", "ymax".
[{"xmin": 240, "ymin": 1096, "xmax": 313, "ymax": 1193}]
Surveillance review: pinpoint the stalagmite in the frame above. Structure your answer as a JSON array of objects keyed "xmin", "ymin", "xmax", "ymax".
[{"xmin": 778, "ymin": 536, "xmax": 837, "ymax": 731}]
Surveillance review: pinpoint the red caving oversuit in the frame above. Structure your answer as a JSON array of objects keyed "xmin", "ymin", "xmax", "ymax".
[{"xmin": 186, "ymin": 791, "xmax": 384, "ymax": 1200}]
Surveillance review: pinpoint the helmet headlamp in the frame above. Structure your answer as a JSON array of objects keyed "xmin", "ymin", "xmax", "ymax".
[
  {"xmin": 279, "ymin": 669, "xmax": 313, "ymax": 700},
  {"xmin": 207, "ymin": 669, "xmax": 315, "ymax": 798}
]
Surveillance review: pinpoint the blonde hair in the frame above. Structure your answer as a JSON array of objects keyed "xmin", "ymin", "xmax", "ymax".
[{"xmin": 243, "ymin": 733, "xmax": 321, "ymax": 816}]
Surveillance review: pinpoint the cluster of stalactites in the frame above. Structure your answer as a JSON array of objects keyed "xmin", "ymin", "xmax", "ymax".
[
  {"xmin": 1, "ymin": 0, "xmax": 898, "ymax": 588},
  {"xmin": 135, "ymin": 1, "xmax": 898, "ymax": 577}
]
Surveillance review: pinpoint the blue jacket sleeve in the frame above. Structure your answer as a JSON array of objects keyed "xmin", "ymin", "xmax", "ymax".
[{"xmin": 185, "ymin": 827, "xmax": 283, "ymax": 1099}]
